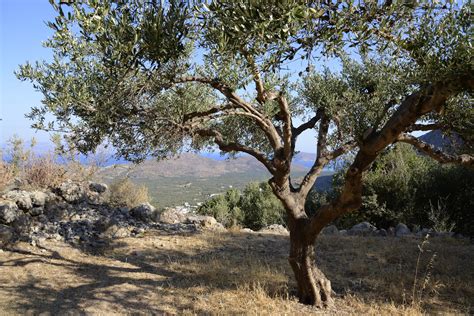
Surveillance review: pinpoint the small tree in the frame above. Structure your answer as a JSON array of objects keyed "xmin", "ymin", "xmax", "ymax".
[{"xmin": 18, "ymin": 1, "xmax": 473, "ymax": 307}]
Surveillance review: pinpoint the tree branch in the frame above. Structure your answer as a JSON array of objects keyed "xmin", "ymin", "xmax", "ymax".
[
  {"xmin": 194, "ymin": 128, "xmax": 276, "ymax": 174},
  {"xmin": 397, "ymin": 133, "xmax": 473, "ymax": 168},
  {"xmin": 297, "ymin": 140, "xmax": 356, "ymax": 198},
  {"xmin": 292, "ymin": 111, "xmax": 323, "ymax": 137}
]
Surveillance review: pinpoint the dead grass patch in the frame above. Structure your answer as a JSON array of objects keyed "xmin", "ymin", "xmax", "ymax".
[{"xmin": 0, "ymin": 232, "xmax": 472, "ymax": 315}]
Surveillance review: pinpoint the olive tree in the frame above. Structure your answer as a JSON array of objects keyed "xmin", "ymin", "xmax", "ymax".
[{"xmin": 18, "ymin": 0, "xmax": 473, "ymax": 307}]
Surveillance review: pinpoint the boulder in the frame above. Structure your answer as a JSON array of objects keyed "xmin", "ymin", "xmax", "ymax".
[
  {"xmin": 258, "ymin": 224, "xmax": 289, "ymax": 235},
  {"xmin": 0, "ymin": 200, "xmax": 21, "ymax": 224},
  {"xmin": 130, "ymin": 203, "xmax": 156, "ymax": 222},
  {"xmin": 339, "ymin": 229, "xmax": 348, "ymax": 236},
  {"xmin": 57, "ymin": 181, "xmax": 86, "ymax": 203},
  {"xmin": 185, "ymin": 215, "xmax": 219, "ymax": 228},
  {"xmin": 88, "ymin": 182, "xmax": 108, "ymax": 194},
  {"xmin": 158, "ymin": 207, "xmax": 188, "ymax": 224},
  {"xmin": 5, "ymin": 190, "xmax": 33, "ymax": 210},
  {"xmin": 348, "ymin": 222, "xmax": 377, "ymax": 236},
  {"xmin": 29, "ymin": 191, "xmax": 48, "ymax": 207},
  {"xmin": 395, "ymin": 223, "xmax": 411, "ymax": 237},
  {"xmin": 321, "ymin": 225, "xmax": 338, "ymax": 235}
]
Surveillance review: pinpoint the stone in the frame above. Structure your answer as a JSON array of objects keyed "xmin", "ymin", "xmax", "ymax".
[
  {"xmin": 415, "ymin": 228, "xmax": 431, "ymax": 237},
  {"xmin": 29, "ymin": 207, "xmax": 44, "ymax": 216},
  {"xmin": 130, "ymin": 203, "xmax": 156, "ymax": 222},
  {"xmin": 395, "ymin": 223, "xmax": 411, "ymax": 237},
  {"xmin": 432, "ymin": 231, "xmax": 455, "ymax": 238},
  {"xmin": 101, "ymin": 224, "xmax": 131, "ymax": 239},
  {"xmin": 0, "ymin": 200, "xmax": 21, "ymax": 224},
  {"xmin": 29, "ymin": 191, "xmax": 48, "ymax": 207},
  {"xmin": 57, "ymin": 181, "xmax": 85, "ymax": 203},
  {"xmin": 88, "ymin": 182, "xmax": 108, "ymax": 194},
  {"xmin": 376, "ymin": 228, "xmax": 388, "ymax": 237},
  {"xmin": 348, "ymin": 222, "xmax": 377, "ymax": 236},
  {"xmin": 339, "ymin": 229, "xmax": 348, "ymax": 236},
  {"xmin": 240, "ymin": 228, "xmax": 254, "ymax": 233},
  {"xmin": 158, "ymin": 207, "xmax": 188, "ymax": 224},
  {"xmin": 0, "ymin": 224, "xmax": 14, "ymax": 247},
  {"xmin": 5, "ymin": 190, "xmax": 33, "ymax": 210},
  {"xmin": 258, "ymin": 224, "xmax": 289, "ymax": 235},
  {"xmin": 321, "ymin": 225, "xmax": 338, "ymax": 235},
  {"xmin": 185, "ymin": 215, "xmax": 217, "ymax": 227}
]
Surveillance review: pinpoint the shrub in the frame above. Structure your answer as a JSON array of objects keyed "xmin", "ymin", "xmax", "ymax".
[
  {"xmin": 22, "ymin": 154, "xmax": 67, "ymax": 190},
  {"xmin": 239, "ymin": 182, "xmax": 285, "ymax": 230},
  {"xmin": 326, "ymin": 144, "xmax": 474, "ymax": 235},
  {"xmin": 198, "ymin": 182, "xmax": 285, "ymax": 230},
  {"xmin": 0, "ymin": 161, "xmax": 14, "ymax": 192},
  {"xmin": 108, "ymin": 178, "xmax": 150, "ymax": 208}
]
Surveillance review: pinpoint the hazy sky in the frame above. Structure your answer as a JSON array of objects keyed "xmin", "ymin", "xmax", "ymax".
[{"xmin": 0, "ymin": 1, "xmax": 319, "ymax": 153}]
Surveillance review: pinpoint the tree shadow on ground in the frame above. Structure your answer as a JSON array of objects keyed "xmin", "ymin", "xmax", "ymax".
[
  {"xmin": 0, "ymin": 231, "xmax": 292, "ymax": 314},
  {"xmin": 1, "ymin": 232, "xmax": 473, "ymax": 314}
]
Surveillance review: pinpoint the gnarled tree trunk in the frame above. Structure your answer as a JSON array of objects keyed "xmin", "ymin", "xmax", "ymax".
[{"xmin": 287, "ymin": 217, "xmax": 333, "ymax": 307}]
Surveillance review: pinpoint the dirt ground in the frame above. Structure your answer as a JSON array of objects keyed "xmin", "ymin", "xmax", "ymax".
[{"xmin": 0, "ymin": 230, "xmax": 473, "ymax": 315}]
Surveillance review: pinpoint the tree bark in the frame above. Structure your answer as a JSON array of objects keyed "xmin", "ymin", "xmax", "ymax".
[{"xmin": 288, "ymin": 218, "xmax": 333, "ymax": 307}]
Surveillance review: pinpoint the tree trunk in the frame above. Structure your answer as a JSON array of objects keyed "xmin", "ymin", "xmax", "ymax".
[{"xmin": 288, "ymin": 221, "xmax": 333, "ymax": 307}]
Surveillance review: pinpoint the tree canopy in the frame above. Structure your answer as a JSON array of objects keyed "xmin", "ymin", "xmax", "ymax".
[{"xmin": 18, "ymin": 0, "xmax": 473, "ymax": 307}]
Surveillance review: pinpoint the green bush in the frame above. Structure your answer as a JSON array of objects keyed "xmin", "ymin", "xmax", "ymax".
[
  {"xmin": 321, "ymin": 144, "xmax": 474, "ymax": 235},
  {"xmin": 198, "ymin": 182, "xmax": 285, "ymax": 230}
]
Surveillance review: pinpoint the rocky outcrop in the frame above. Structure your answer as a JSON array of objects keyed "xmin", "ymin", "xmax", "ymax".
[{"xmin": 0, "ymin": 181, "xmax": 226, "ymax": 248}]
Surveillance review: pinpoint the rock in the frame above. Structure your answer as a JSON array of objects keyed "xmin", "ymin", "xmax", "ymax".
[
  {"xmin": 57, "ymin": 181, "xmax": 85, "ymax": 203},
  {"xmin": 5, "ymin": 190, "xmax": 33, "ymax": 210},
  {"xmin": 158, "ymin": 207, "xmax": 188, "ymax": 224},
  {"xmin": 321, "ymin": 225, "xmax": 338, "ymax": 235},
  {"xmin": 29, "ymin": 207, "xmax": 43, "ymax": 216},
  {"xmin": 240, "ymin": 228, "xmax": 254, "ymax": 233},
  {"xmin": 130, "ymin": 203, "xmax": 156, "ymax": 222},
  {"xmin": 387, "ymin": 227, "xmax": 395, "ymax": 237},
  {"xmin": 416, "ymin": 228, "xmax": 432, "ymax": 237},
  {"xmin": 89, "ymin": 182, "xmax": 108, "ymax": 194},
  {"xmin": 348, "ymin": 222, "xmax": 377, "ymax": 236},
  {"xmin": 258, "ymin": 224, "xmax": 289, "ymax": 235},
  {"xmin": 185, "ymin": 215, "xmax": 224, "ymax": 231},
  {"xmin": 185, "ymin": 215, "xmax": 217, "ymax": 226},
  {"xmin": 432, "ymin": 231, "xmax": 455, "ymax": 238},
  {"xmin": 376, "ymin": 228, "xmax": 388, "ymax": 237},
  {"xmin": 395, "ymin": 223, "xmax": 411, "ymax": 237},
  {"xmin": 339, "ymin": 229, "xmax": 348, "ymax": 236},
  {"xmin": 101, "ymin": 224, "xmax": 131, "ymax": 239},
  {"xmin": 0, "ymin": 200, "xmax": 21, "ymax": 224},
  {"xmin": 0, "ymin": 224, "xmax": 14, "ymax": 247},
  {"xmin": 29, "ymin": 191, "xmax": 48, "ymax": 207}
]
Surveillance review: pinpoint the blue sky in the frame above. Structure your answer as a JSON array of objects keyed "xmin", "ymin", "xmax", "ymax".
[
  {"xmin": 1, "ymin": 0, "xmax": 56, "ymax": 145},
  {"xmin": 0, "ymin": 1, "xmax": 319, "ymax": 153}
]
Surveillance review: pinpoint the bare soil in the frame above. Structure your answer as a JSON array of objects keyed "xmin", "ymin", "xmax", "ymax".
[{"xmin": 0, "ymin": 230, "xmax": 472, "ymax": 315}]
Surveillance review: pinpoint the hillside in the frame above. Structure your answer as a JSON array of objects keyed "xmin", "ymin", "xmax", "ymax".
[{"xmin": 97, "ymin": 153, "xmax": 334, "ymax": 207}]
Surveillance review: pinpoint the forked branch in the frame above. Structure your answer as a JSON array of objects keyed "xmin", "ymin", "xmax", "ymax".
[{"xmin": 397, "ymin": 133, "xmax": 473, "ymax": 168}]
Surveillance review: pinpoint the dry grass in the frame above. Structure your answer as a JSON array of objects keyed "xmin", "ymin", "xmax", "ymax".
[
  {"xmin": 0, "ymin": 161, "xmax": 14, "ymax": 192},
  {"xmin": 108, "ymin": 178, "xmax": 150, "ymax": 208},
  {"xmin": 0, "ymin": 232, "xmax": 472, "ymax": 315},
  {"xmin": 21, "ymin": 154, "xmax": 68, "ymax": 190}
]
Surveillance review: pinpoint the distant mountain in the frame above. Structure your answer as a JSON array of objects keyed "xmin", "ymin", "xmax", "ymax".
[
  {"xmin": 419, "ymin": 130, "xmax": 464, "ymax": 152},
  {"xmin": 96, "ymin": 152, "xmax": 333, "ymax": 207}
]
